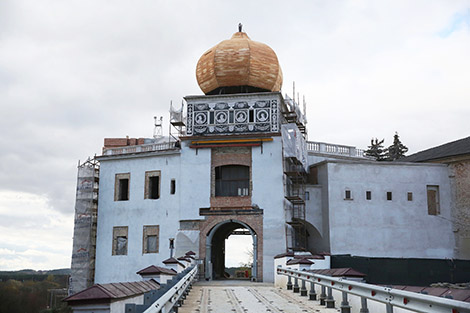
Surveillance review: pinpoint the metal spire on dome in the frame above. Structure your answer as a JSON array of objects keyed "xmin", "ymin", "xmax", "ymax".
[{"xmin": 238, "ymin": 23, "xmax": 242, "ymax": 32}]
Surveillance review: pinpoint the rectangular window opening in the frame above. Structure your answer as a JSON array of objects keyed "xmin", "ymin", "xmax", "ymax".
[
  {"xmin": 215, "ymin": 165, "xmax": 250, "ymax": 197},
  {"xmin": 113, "ymin": 226, "xmax": 128, "ymax": 256},
  {"xmin": 249, "ymin": 109, "xmax": 254, "ymax": 123},
  {"xmin": 387, "ymin": 192, "xmax": 392, "ymax": 201},
  {"xmin": 407, "ymin": 192, "xmax": 413, "ymax": 201},
  {"xmin": 145, "ymin": 171, "xmax": 161, "ymax": 200},
  {"xmin": 345, "ymin": 190, "xmax": 352, "ymax": 200},
  {"xmin": 170, "ymin": 179, "xmax": 176, "ymax": 195},
  {"xmin": 366, "ymin": 191, "xmax": 372, "ymax": 200},
  {"xmin": 305, "ymin": 191, "xmax": 310, "ymax": 201},
  {"xmin": 115, "ymin": 173, "xmax": 130, "ymax": 201},
  {"xmin": 427, "ymin": 185, "xmax": 440, "ymax": 215},
  {"xmin": 143, "ymin": 225, "xmax": 159, "ymax": 254}
]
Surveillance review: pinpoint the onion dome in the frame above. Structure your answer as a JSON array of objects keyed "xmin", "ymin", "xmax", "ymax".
[{"xmin": 196, "ymin": 26, "xmax": 283, "ymax": 95}]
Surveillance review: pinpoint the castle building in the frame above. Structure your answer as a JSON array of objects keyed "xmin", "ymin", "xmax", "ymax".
[{"xmin": 69, "ymin": 27, "xmax": 468, "ymax": 294}]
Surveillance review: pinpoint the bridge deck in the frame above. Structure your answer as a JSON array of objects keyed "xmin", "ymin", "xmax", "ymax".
[{"xmin": 179, "ymin": 281, "xmax": 336, "ymax": 313}]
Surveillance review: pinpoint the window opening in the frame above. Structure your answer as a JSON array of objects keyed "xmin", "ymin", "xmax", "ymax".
[
  {"xmin": 215, "ymin": 165, "xmax": 249, "ymax": 197},
  {"xmin": 113, "ymin": 226, "xmax": 128, "ymax": 255},
  {"xmin": 143, "ymin": 225, "xmax": 159, "ymax": 254},
  {"xmin": 249, "ymin": 109, "xmax": 254, "ymax": 123},
  {"xmin": 145, "ymin": 171, "xmax": 161, "ymax": 200},
  {"xmin": 366, "ymin": 191, "xmax": 371, "ymax": 200},
  {"xmin": 427, "ymin": 185, "xmax": 440, "ymax": 215},
  {"xmin": 170, "ymin": 179, "xmax": 176, "ymax": 195},
  {"xmin": 345, "ymin": 190, "xmax": 352, "ymax": 200},
  {"xmin": 115, "ymin": 173, "xmax": 130, "ymax": 201},
  {"xmin": 387, "ymin": 192, "xmax": 392, "ymax": 201},
  {"xmin": 407, "ymin": 192, "xmax": 413, "ymax": 201},
  {"xmin": 305, "ymin": 191, "xmax": 310, "ymax": 201}
]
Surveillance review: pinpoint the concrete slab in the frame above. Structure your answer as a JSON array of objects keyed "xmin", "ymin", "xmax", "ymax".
[{"xmin": 179, "ymin": 282, "xmax": 340, "ymax": 313}]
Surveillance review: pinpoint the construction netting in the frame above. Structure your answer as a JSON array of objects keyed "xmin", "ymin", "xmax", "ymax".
[
  {"xmin": 281, "ymin": 123, "xmax": 308, "ymax": 171},
  {"xmin": 69, "ymin": 158, "xmax": 99, "ymax": 296}
]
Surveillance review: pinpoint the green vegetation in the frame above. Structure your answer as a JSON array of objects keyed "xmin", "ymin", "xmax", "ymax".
[{"xmin": 0, "ymin": 269, "xmax": 71, "ymax": 313}]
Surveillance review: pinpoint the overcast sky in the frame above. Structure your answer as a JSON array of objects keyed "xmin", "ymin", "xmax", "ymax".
[{"xmin": 0, "ymin": 0, "xmax": 469, "ymax": 271}]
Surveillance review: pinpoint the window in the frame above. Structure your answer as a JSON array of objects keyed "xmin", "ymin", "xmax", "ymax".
[
  {"xmin": 215, "ymin": 165, "xmax": 249, "ymax": 196},
  {"xmin": 387, "ymin": 192, "xmax": 392, "ymax": 201},
  {"xmin": 305, "ymin": 191, "xmax": 310, "ymax": 201},
  {"xmin": 113, "ymin": 226, "xmax": 128, "ymax": 255},
  {"xmin": 145, "ymin": 171, "xmax": 161, "ymax": 199},
  {"xmin": 427, "ymin": 185, "xmax": 440, "ymax": 215},
  {"xmin": 143, "ymin": 225, "xmax": 159, "ymax": 254},
  {"xmin": 366, "ymin": 191, "xmax": 372, "ymax": 200},
  {"xmin": 115, "ymin": 173, "xmax": 130, "ymax": 201},
  {"xmin": 344, "ymin": 190, "xmax": 352, "ymax": 200},
  {"xmin": 170, "ymin": 179, "xmax": 176, "ymax": 195},
  {"xmin": 407, "ymin": 192, "xmax": 413, "ymax": 201}
]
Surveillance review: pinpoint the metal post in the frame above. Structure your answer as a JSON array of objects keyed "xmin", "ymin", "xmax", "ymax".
[
  {"xmin": 293, "ymin": 277, "xmax": 300, "ymax": 293},
  {"xmin": 320, "ymin": 285, "xmax": 326, "ymax": 305},
  {"xmin": 325, "ymin": 287, "xmax": 335, "ymax": 308},
  {"xmin": 300, "ymin": 278, "xmax": 307, "ymax": 296},
  {"xmin": 287, "ymin": 274, "xmax": 293, "ymax": 290},
  {"xmin": 309, "ymin": 281, "xmax": 317, "ymax": 300},
  {"xmin": 386, "ymin": 303, "xmax": 393, "ymax": 313},
  {"xmin": 360, "ymin": 297, "xmax": 369, "ymax": 313},
  {"xmin": 340, "ymin": 291, "xmax": 351, "ymax": 313}
]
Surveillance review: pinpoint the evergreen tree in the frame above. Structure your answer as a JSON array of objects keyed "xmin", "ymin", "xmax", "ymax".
[
  {"xmin": 365, "ymin": 138, "xmax": 386, "ymax": 161},
  {"xmin": 385, "ymin": 132, "xmax": 408, "ymax": 161}
]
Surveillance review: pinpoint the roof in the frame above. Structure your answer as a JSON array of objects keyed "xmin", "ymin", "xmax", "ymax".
[
  {"xmin": 177, "ymin": 256, "xmax": 191, "ymax": 262},
  {"xmin": 136, "ymin": 265, "xmax": 177, "ymax": 276},
  {"xmin": 162, "ymin": 257, "xmax": 185, "ymax": 267},
  {"xmin": 390, "ymin": 286, "xmax": 470, "ymax": 303},
  {"xmin": 308, "ymin": 268, "xmax": 366, "ymax": 278},
  {"xmin": 185, "ymin": 250, "xmax": 196, "ymax": 256},
  {"xmin": 403, "ymin": 136, "xmax": 470, "ymax": 162},
  {"xmin": 286, "ymin": 258, "xmax": 314, "ymax": 265},
  {"xmin": 64, "ymin": 279, "xmax": 160, "ymax": 303}
]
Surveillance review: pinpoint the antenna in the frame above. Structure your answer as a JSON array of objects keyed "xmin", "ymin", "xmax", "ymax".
[
  {"xmin": 153, "ymin": 116, "xmax": 163, "ymax": 139},
  {"xmin": 303, "ymin": 95, "xmax": 307, "ymax": 116},
  {"xmin": 292, "ymin": 81, "xmax": 295, "ymax": 102}
]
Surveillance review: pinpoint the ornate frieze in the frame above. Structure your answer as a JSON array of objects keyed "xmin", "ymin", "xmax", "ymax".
[{"xmin": 185, "ymin": 93, "xmax": 281, "ymax": 136}]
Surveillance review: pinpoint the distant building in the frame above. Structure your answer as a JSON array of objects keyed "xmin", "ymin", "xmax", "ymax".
[{"xmin": 69, "ymin": 28, "xmax": 468, "ymax": 294}]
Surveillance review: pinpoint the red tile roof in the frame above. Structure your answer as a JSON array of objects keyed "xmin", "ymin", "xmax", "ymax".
[
  {"xmin": 136, "ymin": 265, "xmax": 177, "ymax": 276},
  {"xmin": 64, "ymin": 279, "xmax": 160, "ymax": 303}
]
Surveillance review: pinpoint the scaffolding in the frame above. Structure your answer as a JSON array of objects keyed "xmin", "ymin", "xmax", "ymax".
[
  {"xmin": 281, "ymin": 94, "xmax": 309, "ymax": 252},
  {"xmin": 169, "ymin": 101, "xmax": 186, "ymax": 143},
  {"xmin": 69, "ymin": 157, "xmax": 99, "ymax": 295}
]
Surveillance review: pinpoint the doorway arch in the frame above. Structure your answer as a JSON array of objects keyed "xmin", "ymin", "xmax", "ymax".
[{"xmin": 205, "ymin": 219, "xmax": 258, "ymax": 280}]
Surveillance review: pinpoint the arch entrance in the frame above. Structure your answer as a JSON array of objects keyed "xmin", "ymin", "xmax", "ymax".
[{"xmin": 205, "ymin": 219, "xmax": 257, "ymax": 280}]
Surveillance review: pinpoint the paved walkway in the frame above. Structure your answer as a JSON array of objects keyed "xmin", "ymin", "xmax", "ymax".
[{"xmin": 179, "ymin": 281, "xmax": 339, "ymax": 313}]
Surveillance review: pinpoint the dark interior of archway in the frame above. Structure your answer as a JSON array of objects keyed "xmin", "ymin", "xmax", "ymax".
[
  {"xmin": 210, "ymin": 222, "xmax": 252, "ymax": 280},
  {"xmin": 206, "ymin": 85, "xmax": 270, "ymax": 95}
]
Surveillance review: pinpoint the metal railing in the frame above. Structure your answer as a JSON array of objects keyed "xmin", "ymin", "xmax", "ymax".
[
  {"xmin": 126, "ymin": 265, "xmax": 198, "ymax": 313},
  {"xmin": 102, "ymin": 142, "xmax": 179, "ymax": 156},
  {"xmin": 277, "ymin": 266, "xmax": 470, "ymax": 313},
  {"xmin": 307, "ymin": 141, "xmax": 366, "ymax": 158}
]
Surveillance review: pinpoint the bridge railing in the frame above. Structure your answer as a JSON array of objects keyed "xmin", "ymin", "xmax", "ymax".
[
  {"xmin": 277, "ymin": 266, "xmax": 470, "ymax": 313},
  {"xmin": 126, "ymin": 265, "xmax": 198, "ymax": 313}
]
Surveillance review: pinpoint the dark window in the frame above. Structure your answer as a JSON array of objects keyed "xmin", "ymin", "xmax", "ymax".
[
  {"xmin": 249, "ymin": 109, "xmax": 254, "ymax": 123},
  {"xmin": 387, "ymin": 192, "xmax": 392, "ymax": 201},
  {"xmin": 145, "ymin": 171, "xmax": 161, "ymax": 200},
  {"xmin": 305, "ymin": 191, "xmax": 310, "ymax": 201},
  {"xmin": 345, "ymin": 190, "xmax": 352, "ymax": 200},
  {"xmin": 215, "ymin": 165, "xmax": 249, "ymax": 196},
  {"xmin": 366, "ymin": 191, "xmax": 371, "ymax": 200},
  {"xmin": 118, "ymin": 179, "xmax": 129, "ymax": 201},
  {"xmin": 427, "ymin": 186, "xmax": 440, "ymax": 215},
  {"xmin": 407, "ymin": 192, "xmax": 413, "ymax": 201},
  {"xmin": 170, "ymin": 179, "xmax": 176, "ymax": 195},
  {"xmin": 149, "ymin": 176, "xmax": 160, "ymax": 199}
]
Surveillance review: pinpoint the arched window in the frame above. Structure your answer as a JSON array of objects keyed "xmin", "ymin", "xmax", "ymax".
[{"xmin": 215, "ymin": 165, "xmax": 249, "ymax": 196}]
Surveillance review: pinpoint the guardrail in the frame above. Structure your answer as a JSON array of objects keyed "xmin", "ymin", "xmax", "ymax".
[
  {"xmin": 277, "ymin": 266, "xmax": 470, "ymax": 313},
  {"xmin": 102, "ymin": 141, "xmax": 179, "ymax": 156},
  {"xmin": 126, "ymin": 265, "xmax": 198, "ymax": 313},
  {"xmin": 306, "ymin": 141, "xmax": 366, "ymax": 158}
]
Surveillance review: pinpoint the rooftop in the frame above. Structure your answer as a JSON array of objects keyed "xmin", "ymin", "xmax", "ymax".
[{"xmin": 404, "ymin": 136, "xmax": 470, "ymax": 162}]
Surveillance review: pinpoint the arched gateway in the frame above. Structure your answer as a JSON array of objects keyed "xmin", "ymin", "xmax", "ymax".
[{"xmin": 205, "ymin": 219, "xmax": 258, "ymax": 280}]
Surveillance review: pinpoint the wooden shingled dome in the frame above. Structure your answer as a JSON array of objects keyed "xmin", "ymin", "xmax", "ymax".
[{"xmin": 196, "ymin": 31, "xmax": 283, "ymax": 95}]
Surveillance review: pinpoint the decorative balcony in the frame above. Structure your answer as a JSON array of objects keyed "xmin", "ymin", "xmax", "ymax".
[{"xmin": 307, "ymin": 141, "xmax": 366, "ymax": 158}]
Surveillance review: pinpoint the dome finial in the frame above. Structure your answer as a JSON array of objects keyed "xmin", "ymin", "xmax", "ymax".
[{"xmin": 238, "ymin": 23, "xmax": 243, "ymax": 32}]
